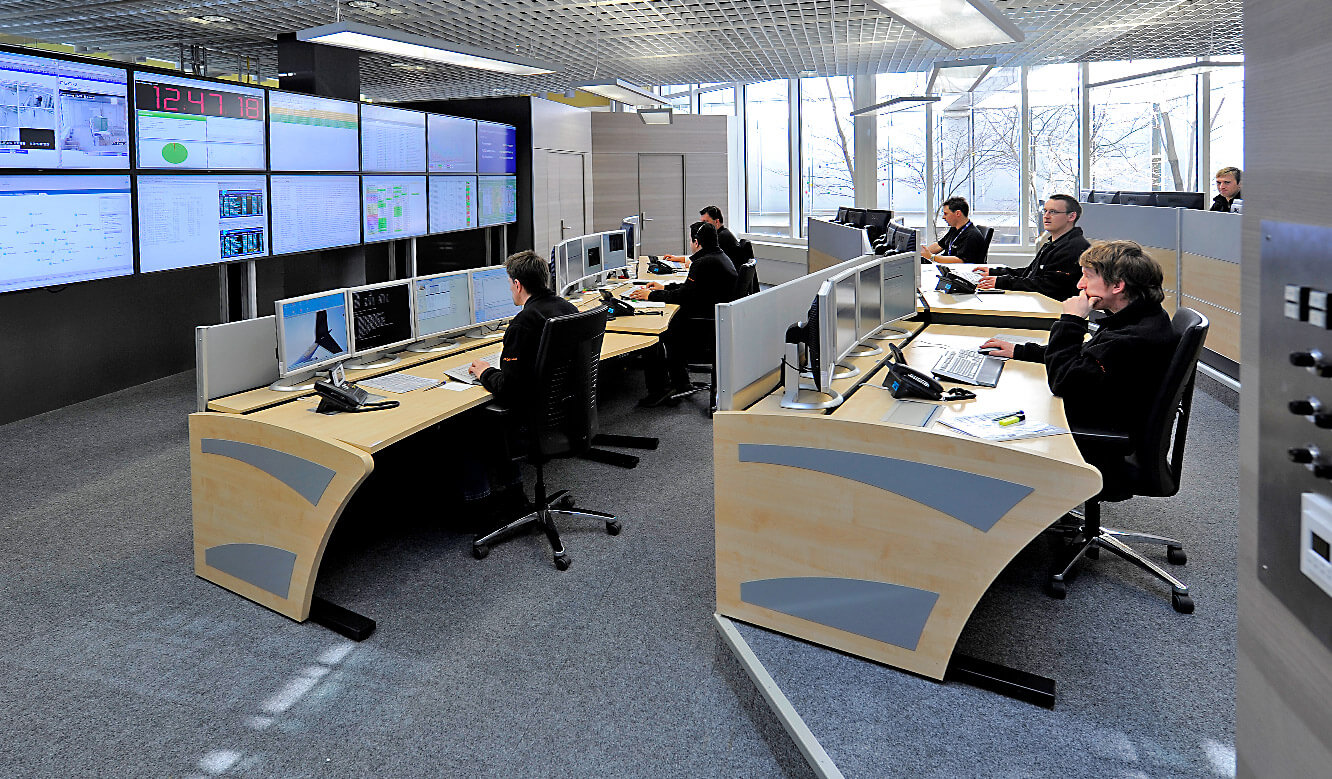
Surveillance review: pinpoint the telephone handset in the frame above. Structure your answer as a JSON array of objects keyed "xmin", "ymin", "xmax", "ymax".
[
  {"xmin": 599, "ymin": 289, "xmax": 637, "ymax": 318},
  {"xmin": 882, "ymin": 343, "xmax": 945, "ymax": 400},
  {"xmin": 314, "ymin": 379, "xmax": 400, "ymax": 414}
]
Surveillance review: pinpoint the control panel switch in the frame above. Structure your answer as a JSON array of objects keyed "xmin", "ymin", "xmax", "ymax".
[
  {"xmin": 1290, "ymin": 446, "xmax": 1318, "ymax": 464},
  {"xmin": 1318, "ymin": 414, "xmax": 1332, "ymax": 430},
  {"xmin": 1301, "ymin": 493, "xmax": 1332, "ymax": 599},
  {"xmin": 1291, "ymin": 350, "xmax": 1323, "ymax": 368},
  {"xmin": 1290, "ymin": 398, "xmax": 1323, "ymax": 416}
]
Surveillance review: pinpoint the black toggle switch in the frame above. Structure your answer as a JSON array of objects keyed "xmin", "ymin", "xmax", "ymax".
[
  {"xmin": 1292, "ymin": 350, "xmax": 1320, "ymax": 367},
  {"xmin": 1290, "ymin": 398, "xmax": 1321, "ymax": 416},
  {"xmin": 1319, "ymin": 364, "xmax": 1332, "ymax": 379},
  {"xmin": 1316, "ymin": 464, "xmax": 1332, "ymax": 480},
  {"xmin": 1317, "ymin": 413, "xmax": 1332, "ymax": 429},
  {"xmin": 1290, "ymin": 447, "xmax": 1317, "ymax": 464}
]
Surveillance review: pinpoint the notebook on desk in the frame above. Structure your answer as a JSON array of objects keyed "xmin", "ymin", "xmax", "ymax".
[{"xmin": 442, "ymin": 350, "xmax": 502, "ymax": 384}]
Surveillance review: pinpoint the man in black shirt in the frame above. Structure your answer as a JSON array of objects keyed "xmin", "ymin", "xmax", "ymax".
[
  {"xmin": 664, "ymin": 205, "xmax": 742, "ymax": 268},
  {"xmin": 630, "ymin": 221, "xmax": 738, "ymax": 406},
  {"xmin": 977, "ymin": 193, "xmax": 1089, "ymax": 300},
  {"xmin": 922, "ymin": 196, "xmax": 987, "ymax": 264},
  {"xmin": 1210, "ymin": 166, "xmax": 1242, "ymax": 212},
  {"xmin": 981, "ymin": 240, "xmax": 1177, "ymax": 495}
]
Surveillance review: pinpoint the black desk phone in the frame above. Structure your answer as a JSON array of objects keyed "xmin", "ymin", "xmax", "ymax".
[
  {"xmin": 647, "ymin": 256, "xmax": 678, "ymax": 274},
  {"xmin": 314, "ymin": 379, "xmax": 399, "ymax": 414},
  {"xmin": 599, "ymin": 289, "xmax": 637, "ymax": 318},
  {"xmin": 882, "ymin": 343, "xmax": 945, "ymax": 400}
]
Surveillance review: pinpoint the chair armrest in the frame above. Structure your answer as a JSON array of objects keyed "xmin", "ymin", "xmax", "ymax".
[{"xmin": 1070, "ymin": 426, "xmax": 1134, "ymax": 456}]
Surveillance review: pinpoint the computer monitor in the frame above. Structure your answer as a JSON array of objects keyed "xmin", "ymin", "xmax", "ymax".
[
  {"xmin": 845, "ymin": 208, "xmax": 866, "ymax": 227},
  {"xmin": 360, "ymin": 104, "xmax": 427, "ymax": 172},
  {"xmin": 476, "ymin": 120, "xmax": 517, "ymax": 174},
  {"xmin": 137, "ymin": 174, "xmax": 268, "ymax": 272},
  {"xmin": 1155, "ymin": 191, "xmax": 1206, "ymax": 209},
  {"xmin": 427, "ymin": 113, "xmax": 477, "ymax": 173},
  {"xmin": 268, "ymin": 91, "xmax": 359, "ymax": 171},
  {"xmin": 875, "ymin": 253, "xmax": 918, "ymax": 340},
  {"xmin": 1117, "ymin": 191, "xmax": 1157, "ymax": 206},
  {"xmin": 604, "ymin": 230, "xmax": 629, "ymax": 274},
  {"xmin": 410, "ymin": 270, "xmax": 473, "ymax": 351},
  {"xmin": 428, "ymin": 174, "xmax": 477, "ymax": 233},
  {"xmin": 478, "ymin": 175, "xmax": 517, "ymax": 226},
  {"xmin": 133, "ymin": 72, "xmax": 265, "ymax": 169},
  {"xmin": 0, "ymin": 50, "xmax": 129, "ymax": 169},
  {"xmin": 585, "ymin": 239, "xmax": 603, "ymax": 278},
  {"xmin": 854, "ymin": 260, "xmax": 884, "ymax": 348},
  {"xmin": 780, "ymin": 289, "xmax": 841, "ymax": 410},
  {"xmin": 0, "ymin": 174, "xmax": 133, "ymax": 292},
  {"xmin": 346, "ymin": 279, "xmax": 415, "ymax": 368},
  {"xmin": 471, "ymin": 265, "xmax": 522, "ymax": 325},
  {"xmin": 619, "ymin": 219, "xmax": 638, "ymax": 260},
  {"xmin": 270, "ymin": 175, "xmax": 361, "ymax": 255},
  {"xmin": 362, "ymin": 175, "xmax": 427, "ymax": 242},
  {"xmin": 834, "ymin": 207, "xmax": 850, "ymax": 223},
  {"xmin": 273, "ymin": 289, "xmax": 351, "ymax": 389},
  {"xmin": 891, "ymin": 222, "xmax": 917, "ymax": 253},
  {"xmin": 1091, "ymin": 191, "xmax": 1119, "ymax": 204},
  {"xmin": 862, "ymin": 209, "xmax": 891, "ymax": 232},
  {"xmin": 833, "ymin": 271, "xmax": 860, "ymax": 368}
]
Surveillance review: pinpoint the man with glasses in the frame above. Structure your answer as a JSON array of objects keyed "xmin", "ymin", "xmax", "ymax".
[{"xmin": 976, "ymin": 193, "xmax": 1088, "ymax": 300}]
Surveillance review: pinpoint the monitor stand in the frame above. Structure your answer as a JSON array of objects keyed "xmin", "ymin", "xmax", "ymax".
[
  {"xmin": 846, "ymin": 343, "xmax": 883, "ymax": 358},
  {"xmin": 406, "ymin": 336, "xmax": 457, "ymax": 353},
  {"xmin": 343, "ymin": 351, "xmax": 400, "ymax": 370},
  {"xmin": 780, "ymin": 344, "xmax": 842, "ymax": 410},
  {"xmin": 269, "ymin": 369, "xmax": 323, "ymax": 392},
  {"xmin": 804, "ymin": 361, "xmax": 859, "ymax": 381},
  {"xmin": 868, "ymin": 324, "xmax": 911, "ymax": 341}
]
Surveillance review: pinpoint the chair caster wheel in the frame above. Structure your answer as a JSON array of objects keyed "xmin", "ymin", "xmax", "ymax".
[
  {"xmin": 1172, "ymin": 591, "xmax": 1194, "ymax": 614},
  {"xmin": 1167, "ymin": 546, "xmax": 1187, "ymax": 565},
  {"xmin": 1047, "ymin": 578, "xmax": 1067, "ymax": 599},
  {"xmin": 554, "ymin": 554, "xmax": 571, "ymax": 571},
  {"xmin": 606, "ymin": 520, "xmax": 622, "ymax": 535},
  {"xmin": 553, "ymin": 495, "xmax": 576, "ymax": 511},
  {"xmin": 472, "ymin": 544, "xmax": 489, "ymax": 560}
]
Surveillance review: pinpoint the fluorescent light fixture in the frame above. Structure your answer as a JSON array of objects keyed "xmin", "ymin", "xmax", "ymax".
[
  {"xmin": 639, "ymin": 107, "xmax": 673, "ymax": 125},
  {"xmin": 1088, "ymin": 60, "xmax": 1242, "ymax": 89},
  {"xmin": 849, "ymin": 95, "xmax": 941, "ymax": 118},
  {"xmin": 574, "ymin": 79, "xmax": 666, "ymax": 108},
  {"xmin": 865, "ymin": 0, "xmax": 1024, "ymax": 50},
  {"xmin": 296, "ymin": 21, "xmax": 557, "ymax": 75},
  {"xmin": 927, "ymin": 58, "xmax": 997, "ymax": 94}
]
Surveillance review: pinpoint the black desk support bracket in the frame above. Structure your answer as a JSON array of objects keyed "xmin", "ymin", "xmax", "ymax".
[
  {"xmin": 310, "ymin": 597, "xmax": 376, "ymax": 641},
  {"xmin": 946, "ymin": 653, "xmax": 1055, "ymax": 709}
]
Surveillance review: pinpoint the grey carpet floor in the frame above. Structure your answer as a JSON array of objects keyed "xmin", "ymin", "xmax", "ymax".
[{"xmin": 0, "ymin": 362, "xmax": 1237, "ymax": 778}]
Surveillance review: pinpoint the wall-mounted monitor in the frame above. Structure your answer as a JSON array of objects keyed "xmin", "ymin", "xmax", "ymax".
[
  {"xmin": 274, "ymin": 289, "xmax": 351, "ymax": 377},
  {"xmin": 413, "ymin": 270, "xmax": 473, "ymax": 340},
  {"xmin": 0, "ymin": 50, "xmax": 129, "ymax": 169},
  {"xmin": 0, "ymin": 174, "xmax": 133, "ymax": 293},
  {"xmin": 270, "ymin": 175, "xmax": 361, "ymax": 255},
  {"xmin": 476, "ymin": 120, "xmax": 516, "ymax": 174},
  {"xmin": 268, "ymin": 91, "xmax": 359, "ymax": 171},
  {"xmin": 137, "ymin": 174, "xmax": 268, "ymax": 272},
  {"xmin": 349, "ymin": 279, "xmax": 415, "ymax": 357},
  {"xmin": 362, "ymin": 175, "xmax": 427, "ymax": 242},
  {"xmin": 427, "ymin": 114, "xmax": 477, "ymax": 173},
  {"xmin": 428, "ymin": 175, "xmax": 476, "ymax": 233},
  {"xmin": 477, "ymin": 175, "xmax": 517, "ymax": 226},
  {"xmin": 471, "ymin": 265, "xmax": 522, "ymax": 325},
  {"xmin": 133, "ymin": 72, "xmax": 265, "ymax": 169},
  {"xmin": 360, "ymin": 104, "xmax": 426, "ymax": 172}
]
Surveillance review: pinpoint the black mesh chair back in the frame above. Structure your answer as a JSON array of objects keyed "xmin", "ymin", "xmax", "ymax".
[
  {"xmin": 1132, "ymin": 307, "xmax": 1209, "ymax": 498},
  {"xmin": 526, "ymin": 306, "xmax": 608, "ymax": 463},
  {"xmin": 975, "ymin": 225, "xmax": 996, "ymax": 263},
  {"xmin": 734, "ymin": 259, "xmax": 758, "ymax": 300}
]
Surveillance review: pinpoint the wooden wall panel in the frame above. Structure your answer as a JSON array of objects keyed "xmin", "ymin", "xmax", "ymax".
[{"xmin": 1182, "ymin": 253, "xmax": 1241, "ymax": 313}]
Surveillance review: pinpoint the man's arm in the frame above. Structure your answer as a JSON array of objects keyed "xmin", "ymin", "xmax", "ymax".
[
  {"xmin": 477, "ymin": 314, "xmax": 533, "ymax": 400},
  {"xmin": 993, "ymin": 240, "xmax": 1083, "ymax": 298}
]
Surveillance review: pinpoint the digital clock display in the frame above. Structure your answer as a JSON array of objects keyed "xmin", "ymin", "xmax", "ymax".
[
  {"xmin": 134, "ymin": 81, "xmax": 263, "ymax": 120},
  {"xmin": 133, "ymin": 73, "xmax": 266, "ymax": 169}
]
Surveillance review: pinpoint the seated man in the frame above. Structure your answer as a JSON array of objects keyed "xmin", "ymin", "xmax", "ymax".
[
  {"xmin": 630, "ymin": 221, "xmax": 738, "ymax": 406},
  {"xmin": 459, "ymin": 250, "xmax": 579, "ymax": 527},
  {"xmin": 976, "ymin": 193, "xmax": 1088, "ymax": 300},
  {"xmin": 1211, "ymin": 166, "xmax": 1242, "ymax": 212},
  {"xmin": 922, "ymin": 196, "xmax": 987, "ymax": 264},
  {"xmin": 981, "ymin": 240, "xmax": 1177, "ymax": 495},
  {"xmin": 663, "ymin": 205, "xmax": 741, "ymax": 268}
]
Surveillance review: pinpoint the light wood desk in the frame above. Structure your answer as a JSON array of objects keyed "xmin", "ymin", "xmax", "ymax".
[
  {"xmin": 189, "ymin": 331, "xmax": 657, "ymax": 626},
  {"xmin": 920, "ymin": 265, "xmax": 1065, "ymax": 328},
  {"xmin": 714, "ymin": 324, "xmax": 1101, "ymax": 687}
]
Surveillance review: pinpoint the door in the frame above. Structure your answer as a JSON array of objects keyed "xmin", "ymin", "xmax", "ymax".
[
  {"xmin": 555, "ymin": 152, "xmax": 586, "ymax": 241},
  {"xmin": 638, "ymin": 154, "xmax": 685, "ymax": 257}
]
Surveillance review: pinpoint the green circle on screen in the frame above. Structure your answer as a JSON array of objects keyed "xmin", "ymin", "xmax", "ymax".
[{"xmin": 161, "ymin": 143, "xmax": 189, "ymax": 165}]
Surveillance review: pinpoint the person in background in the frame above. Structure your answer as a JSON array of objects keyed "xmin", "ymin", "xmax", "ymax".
[
  {"xmin": 1211, "ymin": 167, "xmax": 1242, "ymax": 212},
  {"xmin": 921, "ymin": 196, "xmax": 987, "ymax": 264},
  {"xmin": 976, "ymin": 193, "xmax": 1089, "ymax": 300},
  {"xmin": 663, "ymin": 205, "xmax": 741, "ymax": 268}
]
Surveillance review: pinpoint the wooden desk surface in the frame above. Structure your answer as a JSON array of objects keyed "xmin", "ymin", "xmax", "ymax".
[
  {"xmin": 570, "ymin": 279, "xmax": 682, "ymax": 335},
  {"xmin": 920, "ymin": 265, "xmax": 1064, "ymax": 319},
  {"xmin": 249, "ymin": 331, "xmax": 656, "ymax": 453}
]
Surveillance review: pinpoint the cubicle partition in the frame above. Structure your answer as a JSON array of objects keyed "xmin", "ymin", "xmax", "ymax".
[
  {"xmin": 806, "ymin": 218, "xmax": 872, "ymax": 274},
  {"xmin": 195, "ymin": 317, "xmax": 279, "ymax": 412},
  {"xmin": 1080, "ymin": 202, "xmax": 1180, "ymax": 314}
]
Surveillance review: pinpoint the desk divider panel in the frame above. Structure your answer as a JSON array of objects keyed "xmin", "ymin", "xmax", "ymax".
[
  {"xmin": 1080, "ymin": 202, "xmax": 1180, "ymax": 249},
  {"xmin": 196, "ymin": 317, "xmax": 279, "ymax": 412},
  {"xmin": 807, "ymin": 218, "xmax": 871, "ymax": 273},
  {"xmin": 715, "ymin": 252, "xmax": 888, "ymax": 412}
]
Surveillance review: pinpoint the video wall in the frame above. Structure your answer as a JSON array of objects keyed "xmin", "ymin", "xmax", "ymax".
[{"xmin": 0, "ymin": 47, "xmax": 519, "ymax": 294}]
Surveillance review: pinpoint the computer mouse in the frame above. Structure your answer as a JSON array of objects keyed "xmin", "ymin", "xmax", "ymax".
[{"xmin": 977, "ymin": 346, "xmax": 1000, "ymax": 354}]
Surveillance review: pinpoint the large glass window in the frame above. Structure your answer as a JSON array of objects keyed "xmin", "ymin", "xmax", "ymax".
[
  {"xmin": 800, "ymin": 77, "xmax": 854, "ymax": 226},
  {"xmin": 1209, "ymin": 58, "xmax": 1244, "ymax": 183},
  {"xmin": 875, "ymin": 72, "xmax": 929, "ymax": 229},
  {"xmin": 1089, "ymin": 58, "xmax": 1198, "ymax": 192},
  {"xmin": 660, "ymin": 84, "xmax": 693, "ymax": 114},
  {"xmin": 745, "ymin": 80, "xmax": 791, "ymax": 236},
  {"xmin": 698, "ymin": 84, "xmax": 735, "ymax": 115},
  {"xmin": 1028, "ymin": 64, "xmax": 1081, "ymax": 235},
  {"xmin": 964, "ymin": 71, "xmax": 1021, "ymax": 243}
]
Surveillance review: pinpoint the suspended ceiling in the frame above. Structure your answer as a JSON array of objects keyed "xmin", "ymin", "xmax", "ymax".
[{"xmin": 0, "ymin": 0, "xmax": 1242, "ymax": 101}]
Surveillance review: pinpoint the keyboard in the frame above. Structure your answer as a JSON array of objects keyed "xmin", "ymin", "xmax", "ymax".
[
  {"xmin": 443, "ymin": 350, "xmax": 502, "ymax": 384},
  {"xmin": 931, "ymin": 348, "xmax": 1005, "ymax": 387}
]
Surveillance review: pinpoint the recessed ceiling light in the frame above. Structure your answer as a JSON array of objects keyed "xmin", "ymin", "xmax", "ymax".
[
  {"xmin": 348, "ymin": 0, "xmax": 380, "ymax": 8},
  {"xmin": 197, "ymin": 15, "xmax": 232, "ymax": 23},
  {"xmin": 389, "ymin": 62, "xmax": 428, "ymax": 70}
]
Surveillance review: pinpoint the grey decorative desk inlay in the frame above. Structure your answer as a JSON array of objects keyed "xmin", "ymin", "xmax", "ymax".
[
  {"xmin": 201, "ymin": 438, "xmax": 336, "ymax": 506},
  {"xmin": 737, "ymin": 443, "xmax": 1032, "ymax": 531},
  {"xmin": 205, "ymin": 543, "xmax": 297, "ymax": 599},
  {"xmin": 742, "ymin": 577, "xmax": 939, "ymax": 651}
]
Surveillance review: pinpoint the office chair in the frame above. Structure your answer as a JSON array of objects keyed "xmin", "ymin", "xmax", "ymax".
[
  {"xmin": 670, "ymin": 260, "xmax": 759, "ymax": 415},
  {"xmin": 1048, "ymin": 308, "xmax": 1209, "ymax": 613},
  {"xmin": 735, "ymin": 240, "xmax": 759, "ymax": 295},
  {"xmin": 473, "ymin": 306, "xmax": 621, "ymax": 570},
  {"xmin": 975, "ymin": 225, "xmax": 995, "ymax": 263}
]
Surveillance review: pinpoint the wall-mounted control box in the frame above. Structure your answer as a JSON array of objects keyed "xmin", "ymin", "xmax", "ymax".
[{"xmin": 1301, "ymin": 493, "xmax": 1332, "ymax": 598}]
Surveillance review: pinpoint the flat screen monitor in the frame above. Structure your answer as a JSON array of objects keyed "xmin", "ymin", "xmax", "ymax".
[
  {"xmin": 558, "ymin": 236, "xmax": 583, "ymax": 292},
  {"xmin": 881, "ymin": 253, "xmax": 917, "ymax": 325},
  {"xmin": 0, "ymin": 50, "xmax": 129, "ymax": 169},
  {"xmin": 360, "ymin": 104, "xmax": 426, "ymax": 172},
  {"xmin": 275, "ymin": 290, "xmax": 351, "ymax": 376},
  {"xmin": 428, "ymin": 175, "xmax": 476, "ymax": 233},
  {"xmin": 477, "ymin": 175, "xmax": 517, "ymax": 226},
  {"xmin": 834, "ymin": 207, "xmax": 849, "ymax": 223},
  {"xmin": 845, "ymin": 208, "xmax": 866, "ymax": 227},
  {"xmin": 268, "ymin": 91, "xmax": 359, "ymax": 171},
  {"xmin": 1117, "ymin": 191, "xmax": 1157, "ymax": 206},
  {"xmin": 476, "ymin": 120, "xmax": 516, "ymax": 174},
  {"xmin": 1091, "ymin": 191, "xmax": 1118, "ymax": 204},
  {"xmin": 137, "ymin": 174, "xmax": 268, "ymax": 272},
  {"xmin": 862, "ymin": 209, "xmax": 891, "ymax": 232},
  {"xmin": 133, "ymin": 73, "xmax": 265, "ymax": 169},
  {"xmin": 834, "ymin": 272, "xmax": 859, "ymax": 362},
  {"xmin": 856, "ymin": 261, "xmax": 882, "ymax": 340},
  {"xmin": 585, "ymin": 241, "xmax": 602, "ymax": 275},
  {"xmin": 270, "ymin": 175, "xmax": 361, "ymax": 255},
  {"xmin": 427, "ymin": 114, "xmax": 477, "ymax": 173},
  {"xmin": 620, "ymin": 219, "xmax": 637, "ymax": 260},
  {"xmin": 362, "ymin": 175, "xmax": 427, "ymax": 242},
  {"xmin": 891, "ymin": 223, "xmax": 917, "ymax": 253},
  {"xmin": 604, "ymin": 231, "xmax": 628, "ymax": 272},
  {"xmin": 0, "ymin": 174, "xmax": 133, "ymax": 292},
  {"xmin": 805, "ymin": 287, "xmax": 837, "ymax": 394},
  {"xmin": 349, "ymin": 279, "xmax": 415, "ymax": 355},
  {"xmin": 413, "ymin": 270, "xmax": 473, "ymax": 338},
  {"xmin": 1155, "ymin": 191, "xmax": 1205, "ymax": 209},
  {"xmin": 471, "ymin": 265, "xmax": 522, "ymax": 324}
]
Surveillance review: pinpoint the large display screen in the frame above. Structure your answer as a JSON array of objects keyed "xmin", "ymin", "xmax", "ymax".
[
  {"xmin": 362, "ymin": 175, "xmax": 427, "ymax": 242},
  {"xmin": 137, "ymin": 175, "xmax": 268, "ymax": 273},
  {"xmin": 476, "ymin": 120, "xmax": 516, "ymax": 174},
  {"xmin": 134, "ymin": 73, "xmax": 265, "ymax": 169},
  {"xmin": 360, "ymin": 104, "xmax": 426, "ymax": 172},
  {"xmin": 428, "ymin": 175, "xmax": 476, "ymax": 233},
  {"xmin": 269, "ymin": 91, "xmax": 359, "ymax": 171},
  {"xmin": 427, "ymin": 114, "xmax": 476, "ymax": 173},
  {"xmin": 477, "ymin": 175, "xmax": 517, "ymax": 226},
  {"xmin": 0, "ymin": 175, "xmax": 133, "ymax": 293},
  {"xmin": 0, "ymin": 51, "xmax": 129, "ymax": 169},
  {"xmin": 270, "ymin": 175, "xmax": 361, "ymax": 255}
]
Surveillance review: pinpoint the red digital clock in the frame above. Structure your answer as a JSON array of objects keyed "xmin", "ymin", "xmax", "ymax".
[{"xmin": 134, "ymin": 81, "xmax": 263, "ymax": 120}]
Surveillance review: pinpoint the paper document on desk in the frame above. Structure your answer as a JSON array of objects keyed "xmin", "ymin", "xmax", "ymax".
[
  {"xmin": 939, "ymin": 411, "xmax": 1066, "ymax": 442},
  {"xmin": 631, "ymin": 301, "xmax": 666, "ymax": 309}
]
